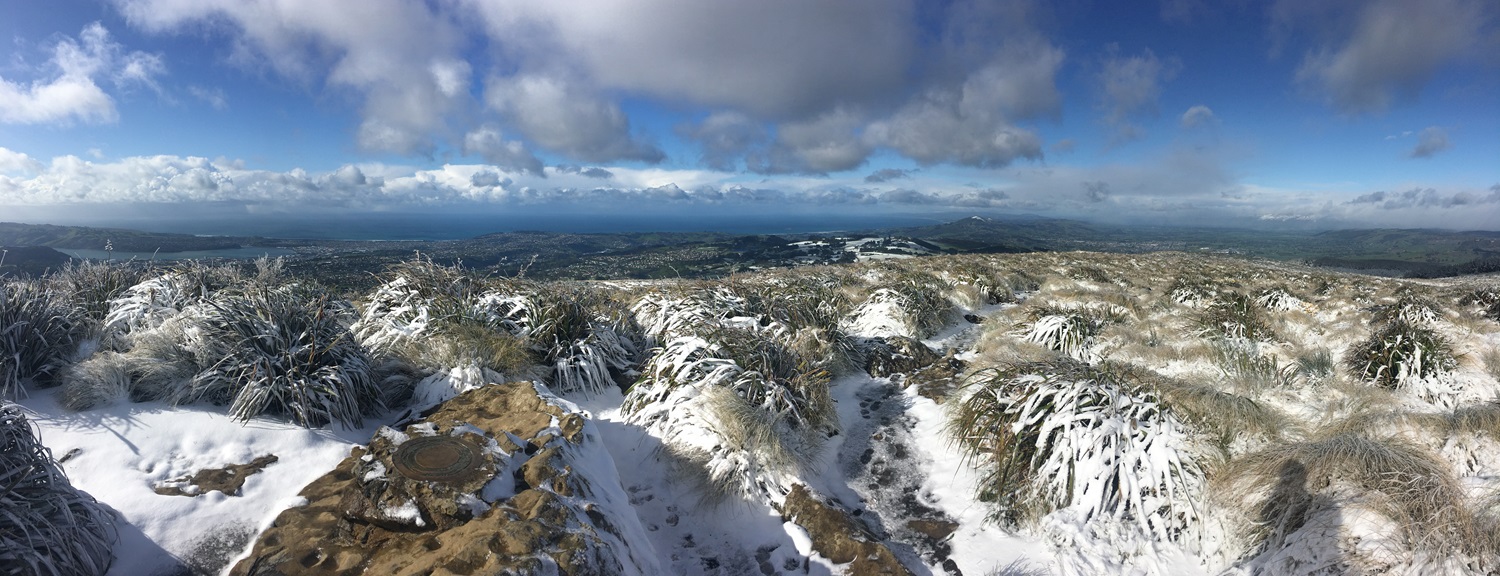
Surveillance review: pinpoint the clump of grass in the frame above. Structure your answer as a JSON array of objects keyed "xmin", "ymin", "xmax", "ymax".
[
  {"xmin": 1458, "ymin": 288, "xmax": 1500, "ymax": 322},
  {"xmin": 1211, "ymin": 339, "xmax": 1300, "ymax": 390},
  {"xmin": 178, "ymin": 285, "xmax": 383, "ymax": 428},
  {"xmin": 1141, "ymin": 371, "xmax": 1290, "ymax": 447},
  {"xmin": 1219, "ymin": 430, "xmax": 1495, "ymax": 566},
  {"xmin": 0, "ymin": 404, "xmax": 118, "ymax": 575},
  {"xmin": 1345, "ymin": 319, "xmax": 1456, "ymax": 389},
  {"xmin": 881, "ymin": 267, "xmax": 954, "ymax": 338},
  {"xmin": 1294, "ymin": 349, "xmax": 1335, "ymax": 380},
  {"xmin": 1254, "ymin": 286, "xmax": 1305, "ymax": 312},
  {"xmin": 0, "ymin": 280, "xmax": 78, "ymax": 399},
  {"xmin": 948, "ymin": 359, "xmax": 1202, "ymax": 543},
  {"xmin": 1198, "ymin": 292, "xmax": 1274, "ymax": 341},
  {"xmin": 1167, "ymin": 277, "xmax": 1218, "ymax": 308},
  {"xmin": 49, "ymin": 259, "xmax": 145, "ymax": 336},
  {"xmin": 624, "ymin": 325, "xmax": 834, "ymax": 503},
  {"xmin": 1021, "ymin": 303, "xmax": 1123, "ymax": 361},
  {"xmin": 1371, "ymin": 292, "xmax": 1444, "ymax": 326}
]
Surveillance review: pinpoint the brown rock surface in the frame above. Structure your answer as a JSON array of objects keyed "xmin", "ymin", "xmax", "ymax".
[
  {"xmin": 779, "ymin": 484, "xmax": 915, "ymax": 576},
  {"xmin": 863, "ymin": 336, "xmax": 943, "ymax": 378},
  {"xmin": 230, "ymin": 381, "xmax": 654, "ymax": 576},
  {"xmin": 154, "ymin": 455, "xmax": 279, "ymax": 497}
]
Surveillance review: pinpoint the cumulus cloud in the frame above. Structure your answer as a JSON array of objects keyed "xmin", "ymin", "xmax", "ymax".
[
  {"xmin": 677, "ymin": 112, "xmax": 768, "ymax": 172},
  {"xmin": 865, "ymin": 168, "xmax": 912, "ymax": 183},
  {"xmin": 555, "ymin": 165, "xmax": 615, "ymax": 179},
  {"xmin": 1180, "ymin": 105, "xmax": 1217, "ymax": 128},
  {"xmin": 1345, "ymin": 186, "xmax": 1499, "ymax": 209},
  {"xmin": 1280, "ymin": 0, "xmax": 1488, "ymax": 114},
  {"xmin": 0, "ymin": 23, "xmax": 163, "ymax": 124},
  {"xmin": 464, "ymin": 0, "xmax": 915, "ymax": 120},
  {"xmin": 188, "ymin": 86, "xmax": 228, "ymax": 110},
  {"xmin": 0, "ymin": 148, "xmax": 43, "ymax": 175},
  {"xmin": 485, "ymin": 75, "xmax": 663, "ymax": 164},
  {"xmin": 1408, "ymin": 126, "xmax": 1452, "ymax": 159},
  {"xmin": 462, "ymin": 126, "xmax": 544, "ymax": 176},
  {"xmin": 866, "ymin": 5, "xmax": 1061, "ymax": 169},
  {"xmin": 747, "ymin": 108, "xmax": 871, "ymax": 174},
  {"xmin": 115, "ymin": 0, "xmax": 469, "ymax": 155},
  {"xmin": 1096, "ymin": 45, "xmax": 1180, "ymax": 143}
]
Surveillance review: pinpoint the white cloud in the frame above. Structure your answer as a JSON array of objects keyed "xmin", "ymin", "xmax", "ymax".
[
  {"xmin": 462, "ymin": 126, "xmax": 544, "ymax": 176},
  {"xmin": 463, "ymin": 0, "xmax": 916, "ymax": 120},
  {"xmin": 0, "ymin": 148, "xmax": 43, "ymax": 175},
  {"xmin": 1408, "ymin": 126, "xmax": 1452, "ymax": 159},
  {"xmin": 748, "ymin": 108, "xmax": 872, "ymax": 174},
  {"xmin": 1180, "ymin": 105, "xmax": 1217, "ymax": 128},
  {"xmin": 0, "ymin": 23, "xmax": 163, "ymax": 125},
  {"xmin": 188, "ymin": 86, "xmax": 228, "ymax": 110},
  {"xmin": 1281, "ymin": 0, "xmax": 1488, "ymax": 114},
  {"xmin": 484, "ymin": 74, "xmax": 663, "ymax": 164},
  {"xmin": 114, "ymin": 0, "xmax": 469, "ymax": 155},
  {"xmin": 1096, "ymin": 45, "xmax": 1179, "ymax": 144}
]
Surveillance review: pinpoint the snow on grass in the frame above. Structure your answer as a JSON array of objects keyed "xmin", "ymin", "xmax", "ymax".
[{"xmin": 15, "ymin": 390, "xmax": 378, "ymax": 576}]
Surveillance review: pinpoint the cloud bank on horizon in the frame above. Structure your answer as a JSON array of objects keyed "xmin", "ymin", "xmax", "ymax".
[{"xmin": 0, "ymin": 0, "xmax": 1496, "ymax": 230}]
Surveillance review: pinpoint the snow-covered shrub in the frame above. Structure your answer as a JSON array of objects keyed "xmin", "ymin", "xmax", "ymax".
[
  {"xmin": 624, "ymin": 327, "xmax": 835, "ymax": 503},
  {"xmin": 1219, "ymin": 431, "xmax": 1497, "ymax": 571},
  {"xmin": 1167, "ymin": 277, "xmax": 1217, "ymax": 308},
  {"xmin": 0, "ymin": 404, "xmax": 117, "ymax": 575},
  {"xmin": 1211, "ymin": 339, "xmax": 1300, "ymax": 390},
  {"xmin": 1345, "ymin": 319, "xmax": 1456, "ymax": 389},
  {"xmin": 1021, "ymin": 304, "xmax": 1123, "ymax": 362},
  {"xmin": 1371, "ymin": 292, "xmax": 1443, "ymax": 326},
  {"xmin": 631, "ymin": 286, "xmax": 747, "ymax": 344},
  {"xmin": 735, "ymin": 274, "xmax": 859, "ymax": 374},
  {"xmin": 1254, "ymin": 286, "xmax": 1304, "ymax": 312},
  {"xmin": 531, "ymin": 287, "xmax": 638, "ymax": 396},
  {"xmin": 102, "ymin": 262, "xmax": 241, "ymax": 336},
  {"xmin": 49, "ymin": 259, "xmax": 144, "ymax": 334},
  {"xmin": 179, "ymin": 286, "xmax": 383, "ymax": 428},
  {"xmin": 1198, "ymin": 292, "xmax": 1274, "ymax": 341},
  {"xmin": 0, "ymin": 280, "xmax": 77, "ymax": 399},
  {"xmin": 948, "ymin": 360, "xmax": 1203, "ymax": 545},
  {"xmin": 944, "ymin": 260, "xmax": 1018, "ymax": 306},
  {"xmin": 1458, "ymin": 288, "xmax": 1500, "ymax": 321}
]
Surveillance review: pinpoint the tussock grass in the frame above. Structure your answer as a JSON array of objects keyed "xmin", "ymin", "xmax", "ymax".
[
  {"xmin": 49, "ymin": 260, "xmax": 145, "ymax": 335},
  {"xmin": 179, "ymin": 286, "xmax": 383, "ymax": 428},
  {"xmin": 1020, "ymin": 303, "xmax": 1124, "ymax": 361},
  {"xmin": 1143, "ymin": 373, "xmax": 1290, "ymax": 446},
  {"xmin": 0, "ymin": 404, "xmax": 117, "ymax": 575},
  {"xmin": 1345, "ymin": 319, "xmax": 1456, "ymax": 388},
  {"xmin": 1371, "ymin": 292, "xmax": 1444, "ymax": 326},
  {"xmin": 1210, "ymin": 339, "xmax": 1300, "ymax": 391},
  {"xmin": 948, "ymin": 359, "xmax": 1202, "ymax": 542},
  {"xmin": 59, "ymin": 352, "xmax": 133, "ymax": 411},
  {"xmin": 624, "ymin": 324, "xmax": 835, "ymax": 502},
  {"xmin": 1219, "ymin": 430, "xmax": 1498, "ymax": 565},
  {"xmin": 0, "ymin": 281, "xmax": 78, "ymax": 399},
  {"xmin": 1198, "ymin": 292, "xmax": 1274, "ymax": 341}
]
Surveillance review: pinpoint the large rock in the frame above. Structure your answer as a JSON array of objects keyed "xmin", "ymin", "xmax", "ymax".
[
  {"xmin": 779, "ymin": 484, "xmax": 915, "ymax": 575},
  {"xmin": 862, "ymin": 336, "xmax": 943, "ymax": 379},
  {"xmin": 231, "ymin": 382, "xmax": 659, "ymax": 576}
]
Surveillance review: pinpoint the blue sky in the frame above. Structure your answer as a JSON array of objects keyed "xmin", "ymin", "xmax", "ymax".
[{"xmin": 0, "ymin": 0, "xmax": 1497, "ymax": 231}]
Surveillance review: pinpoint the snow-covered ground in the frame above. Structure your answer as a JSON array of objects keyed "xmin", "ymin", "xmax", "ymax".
[{"xmin": 8, "ymin": 252, "xmax": 1500, "ymax": 575}]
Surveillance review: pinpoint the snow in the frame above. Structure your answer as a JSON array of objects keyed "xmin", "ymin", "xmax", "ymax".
[{"xmin": 15, "ymin": 392, "xmax": 377, "ymax": 576}]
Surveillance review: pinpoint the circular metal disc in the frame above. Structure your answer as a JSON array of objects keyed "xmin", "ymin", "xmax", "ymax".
[{"xmin": 391, "ymin": 435, "xmax": 487, "ymax": 483}]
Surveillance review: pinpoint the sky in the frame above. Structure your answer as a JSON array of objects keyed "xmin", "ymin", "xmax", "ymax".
[{"xmin": 0, "ymin": 0, "xmax": 1497, "ymax": 233}]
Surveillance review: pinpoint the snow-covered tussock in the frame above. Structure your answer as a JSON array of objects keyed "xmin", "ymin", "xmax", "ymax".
[
  {"xmin": 950, "ymin": 361, "xmax": 1205, "ymax": 560},
  {"xmin": 624, "ymin": 328, "xmax": 834, "ymax": 504},
  {"xmin": 630, "ymin": 287, "xmax": 747, "ymax": 344},
  {"xmin": 0, "ymin": 404, "xmax": 118, "ymax": 575}
]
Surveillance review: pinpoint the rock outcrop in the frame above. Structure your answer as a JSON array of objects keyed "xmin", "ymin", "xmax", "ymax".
[{"xmin": 230, "ymin": 382, "xmax": 658, "ymax": 575}]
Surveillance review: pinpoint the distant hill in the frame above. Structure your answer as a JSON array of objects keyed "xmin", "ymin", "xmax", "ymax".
[
  {"xmin": 0, "ymin": 245, "xmax": 72, "ymax": 277},
  {"xmin": 0, "ymin": 222, "xmax": 276, "ymax": 253}
]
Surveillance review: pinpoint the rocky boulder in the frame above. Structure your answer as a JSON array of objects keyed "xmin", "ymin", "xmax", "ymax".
[{"xmin": 230, "ymin": 381, "xmax": 658, "ymax": 575}]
